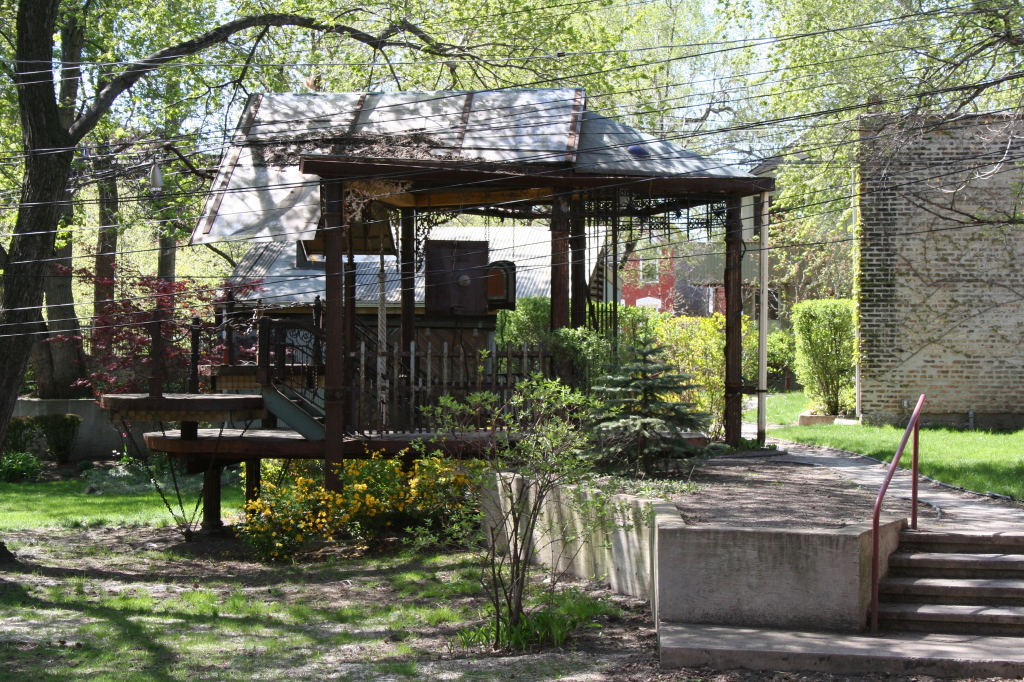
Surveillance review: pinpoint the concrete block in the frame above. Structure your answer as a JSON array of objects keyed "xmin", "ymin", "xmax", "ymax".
[{"xmin": 656, "ymin": 518, "xmax": 906, "ymax": 632}]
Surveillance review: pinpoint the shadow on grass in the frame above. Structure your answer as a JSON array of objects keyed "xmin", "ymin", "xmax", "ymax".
[{"xmin": 0, "ymin": 543, "xmax": 487, "ymax": 680}]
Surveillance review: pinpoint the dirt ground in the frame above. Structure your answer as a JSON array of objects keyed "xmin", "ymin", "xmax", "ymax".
[
  {"xmin": 0, "ymin": 451, "xmax": 1002, "ymax": 681},
  {"xmin": 672, "ymin": 452, "xmax": 931, "ymax": 528}
]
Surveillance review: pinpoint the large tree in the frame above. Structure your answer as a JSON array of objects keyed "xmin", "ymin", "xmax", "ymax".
[{"xmin": 0, "ymin": 0, "xmax": 635, "ymax": 561}]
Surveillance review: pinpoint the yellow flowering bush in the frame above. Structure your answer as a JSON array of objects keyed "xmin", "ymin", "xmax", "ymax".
[{"xmin": 236, "ymin": 452, "xmax": 484, "ymax": 561}]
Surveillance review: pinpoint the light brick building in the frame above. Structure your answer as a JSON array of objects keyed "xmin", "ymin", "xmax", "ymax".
[{"xmin": 857, "ymin": 113, "xmax": 1024, "ymax": 428}]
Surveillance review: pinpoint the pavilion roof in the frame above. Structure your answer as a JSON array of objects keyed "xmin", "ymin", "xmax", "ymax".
[{"xmin": 191, "ymin": 89, "xmax": 770, "ymax": 245}]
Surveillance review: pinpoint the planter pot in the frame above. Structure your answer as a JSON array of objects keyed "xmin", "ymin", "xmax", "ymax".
[{"xmin": 797, "ymin": 412, "xmax": 837, "ymax": 426}]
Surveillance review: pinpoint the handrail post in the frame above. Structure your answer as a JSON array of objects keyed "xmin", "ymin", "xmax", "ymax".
[
  {"xmin": 148, "ymin": 314, "xmax": 164, "ymax": 398},
  {"xmin": 870, "ymin": 393, "xmax": 926, "ymax": 634},
  {"xmin": 912, "ymin": 418, "xmax": 920, "ymax": 530}
]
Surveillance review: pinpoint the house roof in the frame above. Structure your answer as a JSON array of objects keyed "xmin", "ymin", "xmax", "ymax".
[
  {"xmin": 192, "ymin": 90, "xmax": 765, "ymax": 245},
  {"xmin": 229, "ymin": 224, "xmax": 599, "ymax": 307}
]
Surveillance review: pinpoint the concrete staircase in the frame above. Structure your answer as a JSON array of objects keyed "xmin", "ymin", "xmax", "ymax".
[{"xmin": 879, "ymin": 530, "xmax": 1024, "ymax": 635}]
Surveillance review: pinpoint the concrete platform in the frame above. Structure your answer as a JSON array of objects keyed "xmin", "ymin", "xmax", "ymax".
[{"xmin": 659, "ymin": 621, "xmax": 1024, "ymax": 676}]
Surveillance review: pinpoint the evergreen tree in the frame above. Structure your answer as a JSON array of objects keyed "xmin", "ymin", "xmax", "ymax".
[{"xmin": 590, "ymin": 340, "xmax": 709, "ymax": 476}]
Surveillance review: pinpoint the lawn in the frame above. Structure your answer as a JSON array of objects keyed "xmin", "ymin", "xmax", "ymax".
[
  {"xmin": 742, "ymin": 391, "xmax": 808, "ymax": 425},
  {"xmin": 0, "ymin": 480, "xmax": 244, "ymax": 530},
  {"xmin": 772, "ymin": 423, "xmax": 1024, "ymax": 499},
  {"xmin": 0, "ymin": 526, "xmax": 635, "ymax": 682}
]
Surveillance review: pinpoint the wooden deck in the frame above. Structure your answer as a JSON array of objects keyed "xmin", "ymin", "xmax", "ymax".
[
  {"xmin": 99, "ymin": 393, "xmax": 266, "ymax": 422},
  {"xmin": 145, "ymin": 427, "xmax": 514, "ymax": 460}
]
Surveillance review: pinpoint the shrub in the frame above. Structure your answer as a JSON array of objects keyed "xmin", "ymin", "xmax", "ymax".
[
  {"xmin": 652, "ymin": 313, "xmax": 757, "ymax": 437},
  {"xmin": 4, "ymin": 417, "xmax": 40, "ymax": 454},
  {"xmin": 590, "ymin": 340, "xmax": 708, "ymax": 475},
  {"xmin": 792, "ymin": 299, "xmax": 856, "ymax": 415},
  {"xmin": 767, "ymin": 328, "xmax": 795, "ymax": 375},
  {"xmin": 236, "ymin": 453, "xmax": 483, "ymax": 561},
  {"xmin": 0, "ymin": 451, "xmax": 43, "ymax": 482},
  {"xmin": 33, "ymin": 414, "xmax": 83, "ymax": 463}
]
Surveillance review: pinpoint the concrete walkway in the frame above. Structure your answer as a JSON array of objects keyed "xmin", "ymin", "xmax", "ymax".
[
  {"xmin": 660, "ymin": 622, "xmax": 1024, "ymax": 676},
  {"xmin": 740, "ymin": 422, "xmax": 1024, "ymax": 531}
]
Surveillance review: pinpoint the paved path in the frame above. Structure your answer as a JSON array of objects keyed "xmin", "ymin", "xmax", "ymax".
[{"xmin": 741, "ymin": 422, "xmax": 1024, "ymax": 531}]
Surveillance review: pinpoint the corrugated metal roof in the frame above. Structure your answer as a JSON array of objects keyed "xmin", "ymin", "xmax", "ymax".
[
  {"xmin": 192, "ymin": 89, "xmax": 754, "ymax": 245},
  {"xmin": 229, "ymin": 224, "xmax": 593, "ymax": 306}
]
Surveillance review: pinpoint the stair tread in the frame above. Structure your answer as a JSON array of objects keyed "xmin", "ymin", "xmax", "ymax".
[
  {"xmin": 882, "ymin": 577, "xmax": 1024, "ymax": 590},
  {"xmin": 891, "ymin": 552, "xmax": 1024, "ymax": 564},
  {"xmin": 879, "ymin": 603, "xmax": 1024, "ymax": 621}
]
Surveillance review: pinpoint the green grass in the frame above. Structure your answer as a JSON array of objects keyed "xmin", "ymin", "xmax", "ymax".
[
  {"xmin": 0, "ymin": 480, "xmax": 244, "ymax": 530},
  {"xmin": 742, "ymin": 391, "xmax": 808, "ymax": 425},
  {"xmin": 773, "ymin": 423, "xmax": 1024, "ymax": 499}
]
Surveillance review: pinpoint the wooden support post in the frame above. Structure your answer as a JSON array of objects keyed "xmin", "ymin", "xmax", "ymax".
[
  {"xmin": 570, "ymin": 199, "xmax": 587, "ymax": 329},
  {"xmin": 245, "ymin": 458, "xmax": 261, "ymax": 503},
  {"xmin": 400, "ymin": 208, "xmax": 416, "ymax": 355},
  {"xmin": 550, "ymin": 193, "xmax": 570, "ymax": 333},
  {"xmin": 201, "ymin": 465, "xmax": 223, "ymax": 532},
  {"xmin": 323, "ymin": 180, "xmax": 347, "ymax": 492},
  {"xmin": 724, "ymin": 193, "xmax": 745, "ymax": 448}
]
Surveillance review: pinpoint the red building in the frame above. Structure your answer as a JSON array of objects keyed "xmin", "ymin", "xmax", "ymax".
[{"xmin": 620, "ymin": 245, "xmax": 676, "ymax": 313}]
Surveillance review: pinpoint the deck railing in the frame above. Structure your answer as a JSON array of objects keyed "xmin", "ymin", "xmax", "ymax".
[{"xmin": 869, "ymin": 393, "xmax": 926, "ymax": 633}]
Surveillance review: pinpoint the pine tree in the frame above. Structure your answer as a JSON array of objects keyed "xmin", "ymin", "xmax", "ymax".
[{"xmin": 590, "ymin": 340, "xmax": 709, "ymax": 476}]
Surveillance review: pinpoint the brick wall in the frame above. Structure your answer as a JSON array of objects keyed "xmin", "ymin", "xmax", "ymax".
[{"xmin": 858, "ymin": 113, "xmax": 1024, "ymax": 427}]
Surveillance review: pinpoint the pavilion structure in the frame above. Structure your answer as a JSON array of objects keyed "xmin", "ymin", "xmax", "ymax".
[{"xmin": 100, "ymin": 89, "xmax": 773, "ymax": 526}]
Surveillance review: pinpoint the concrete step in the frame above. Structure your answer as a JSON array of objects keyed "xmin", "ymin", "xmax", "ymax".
[
  {"xmin": 878, "ymin": 602, "xmax": 1024, "ymax": 636},
  {"xmin": 900, "ymin": 530, "xmax": 1024, "ymax": 554},
  {"xmin": 880, "ymin": 576, "xmax": 1024, "ymax": 605},
  {"xmin": 888, "ymin": 551, "xmax": 1024, "ymax": 579},
  {"xmin": 659, "ymin": 621, "xmax": 1024, "ymax": 676}
]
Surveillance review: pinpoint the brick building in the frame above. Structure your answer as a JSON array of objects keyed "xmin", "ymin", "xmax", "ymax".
[{"xmin": 857, "ymin": 113, "xmax": 1024, "ymax": 428}]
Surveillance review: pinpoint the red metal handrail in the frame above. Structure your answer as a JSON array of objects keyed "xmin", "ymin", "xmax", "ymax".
[{"xmin": 870, "ymin": 393, "xmax": 926, "ymax": 633}]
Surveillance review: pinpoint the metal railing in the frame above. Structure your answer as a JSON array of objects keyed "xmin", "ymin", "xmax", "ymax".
[{"xmin": 870, "ymin": 393, "xmax": 926, "ymax": 633}]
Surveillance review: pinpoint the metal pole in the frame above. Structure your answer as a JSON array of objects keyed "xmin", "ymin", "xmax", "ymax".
[
  {"xmin": 912, "ymin": 419, "xmax": 920, "ymax": 530},
  {"xmin": 757, "ymin": 192, "xmax": 770, "ymax": 447}
]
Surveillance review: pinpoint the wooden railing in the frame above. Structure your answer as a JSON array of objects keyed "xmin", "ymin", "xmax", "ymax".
[{"xmin": 870, "ymin": 393, "xmax": 926, "ymax": 633}]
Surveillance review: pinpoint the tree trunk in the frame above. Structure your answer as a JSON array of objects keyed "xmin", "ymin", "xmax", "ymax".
[
  {"xmin": 158, "ymin": 232, "xmax": 176, "ymax": 281},
  {"xmin": 0, "ymin": 540, "xmax": 16, "ymax": 566},
  {"xmin": 93, "ymin": 146, "xmax": 118, "ymax": 351},
  {"xmin": 31, "ymin": 237, "xmax": 89, "ymax": 399},
  {"xmin": 0, "ymin": 1, "xmax": 75, "ymax": 448}
]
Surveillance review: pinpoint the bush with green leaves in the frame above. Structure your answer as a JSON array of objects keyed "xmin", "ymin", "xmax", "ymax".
[
  {"xmin": 590, "ymin": 341, "xmax": 709, "ymax": 475},
  {"xmin": 32, "ymin": 413, "xmax": 83, "ymax": 463},
  {"xmin": 653, "ymin": 313, "xmax": 757, "ymax": 438},
  {"xmin": 0, "ymin": 451, "xmax": 42, "ymax": 482},
  {"xmin": 4, "ymin": 416, "xmax": 40, "ymax": 454},
  {"xmin": 792, "ymin": 298, "xmax": 856, "ymax": 415},
  {"xmin": 767, "ymin": 328, "xmax": 796, "ymax": 376}
]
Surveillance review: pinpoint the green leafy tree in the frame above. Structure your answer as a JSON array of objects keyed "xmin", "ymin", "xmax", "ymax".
[
  {"xmin": 590, "ymin": 340, "xmax": 708, "ymax": 476},
  {"xmin": 792, "ymin": 299, "xmax": 855, "ymax": 415}
]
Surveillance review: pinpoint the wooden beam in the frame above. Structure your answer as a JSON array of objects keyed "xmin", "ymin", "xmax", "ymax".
[
  {"xmin": 300, "ymin": 156, "xmax": 777, "ymax": 194},
  {"xmin": 724, "ymin": 193, "xmax": 744, "ymax": 448},
  {"xmin": 322, "ymin": 180, "xmax": 346, "ymax": 491},
  {"xmin": 550, "ymin": 194, "xmax": 570, "ymax": 333}
]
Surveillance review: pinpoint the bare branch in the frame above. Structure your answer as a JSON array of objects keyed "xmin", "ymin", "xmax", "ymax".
[
  {"xmin": 68, "ymin": 12, "xmax": 465, "ymax": 144},
  {"xmin": 204, "ymin": 243, "xmax": 238, "ymax": 268},
  {"xmin": 163, "ymin": 143, "xmax": 215, "ymax": 180}
]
